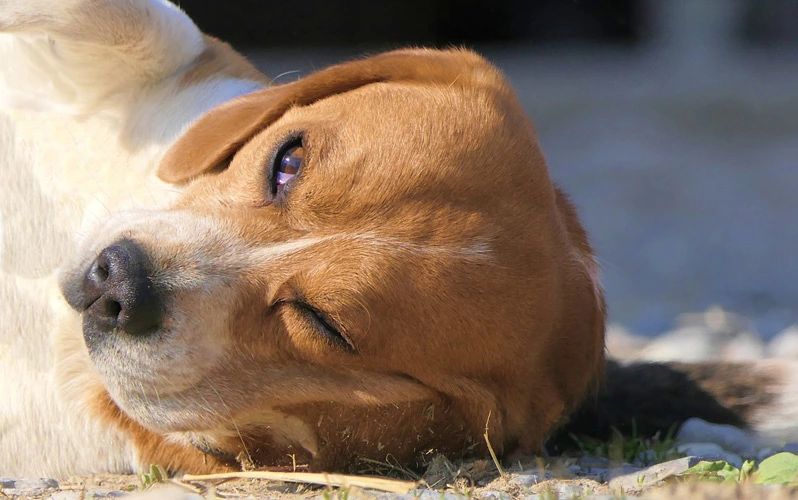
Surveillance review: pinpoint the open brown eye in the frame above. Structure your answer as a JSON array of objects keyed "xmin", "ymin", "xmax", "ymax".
[{"xmin": 274, "ymin": 140, "xmax": 303, "ymax": 194}]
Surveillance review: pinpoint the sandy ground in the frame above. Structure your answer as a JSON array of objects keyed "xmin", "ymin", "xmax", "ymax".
[
  {"xmin": 9, "ymin": 469, "xmax": 797, "ymax": 500},
  {"xmin": 5, "ymin": 454, "xmax": 798, "ymax": 499}
]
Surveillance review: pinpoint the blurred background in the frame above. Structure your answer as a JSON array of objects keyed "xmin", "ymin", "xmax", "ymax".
[{"xmin": 178, "ymin": 0, "xmax": 798, "ymax": 358}]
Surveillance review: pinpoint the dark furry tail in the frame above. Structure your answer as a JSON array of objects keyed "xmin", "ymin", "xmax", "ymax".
[{"xmin": 548, "ymin": 359, "xmax": 798, "ymax": 452}]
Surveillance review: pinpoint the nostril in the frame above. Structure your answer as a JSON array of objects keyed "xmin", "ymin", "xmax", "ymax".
[
  {"xmin": 92, "ymin": 256, "xmax": 110, "ymax": 282},
  {"xmin": 86, "ymin": 256, "xmax": 110, "ymax": 288},
  {"xmin": 97, "ymin": 298, "xmax": 122, "ymax": 319}
]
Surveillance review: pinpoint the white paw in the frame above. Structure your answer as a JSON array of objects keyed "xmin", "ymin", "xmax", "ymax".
[
  {"xmin": 0, "ymin": 0, "xmax": 77, "ymax": 32},
  {"xmin": 0, "ymin": 0, "xmax": 199, "ymax": 49},
  {"xmin": 0, "ymin": 0, "xmax": 204, "ymax": 110}
]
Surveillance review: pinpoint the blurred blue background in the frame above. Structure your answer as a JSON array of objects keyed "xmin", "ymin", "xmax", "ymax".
[{"xmin": 179, "ymin": 0, "xmax": 798, "ymax": 340}]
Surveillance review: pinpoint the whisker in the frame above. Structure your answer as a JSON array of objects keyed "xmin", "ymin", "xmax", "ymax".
[
  {"xmin": 271, "ymin": 70, "xmax": 301, "ymax": 83},
  {"xmin": 208, "ymin": 381, "xmax": 253, "ymax": 465}
]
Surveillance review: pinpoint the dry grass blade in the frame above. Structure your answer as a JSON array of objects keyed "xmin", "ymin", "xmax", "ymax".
[
  {"xmin": 484, "ymin": 411, "xmax": 507, "ymax": 480},
  {"xmin": 180, "ymin": 471, "xmax": 418, "ymax": 494}
]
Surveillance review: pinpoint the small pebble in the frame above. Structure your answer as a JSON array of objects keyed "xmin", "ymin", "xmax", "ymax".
[
  {"xmin": 578, "ymin": 456, "xmax": 611, "ymax": 470},
  {"xmin": 507, "ymin": 472, "xmax": 542, "ymax": 488},
  {"xmin": 412, "ymin": 490, "xmax": 471, "ymax": 500},
  {"xmin": 478, "ymin": 490, "xmax": 510, "ymax": 499},
  {"xmin": 557, "ymin": 482, "xmax": 597, "ymax": 497},
  {"xmin": 0, "ymin": 478, "xmax": 59, "ymax": 497},
  {"xmin": 84, "ymin": 489, "xmax": 127, "ymax": 498},
  {"xmin": 49, "ymin": 493, "xmax": 83, "ymax": 500}
]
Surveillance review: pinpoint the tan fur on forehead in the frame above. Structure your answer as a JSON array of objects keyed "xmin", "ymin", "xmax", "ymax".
[{"xmin": 276, "ymin": 87, "xmax": 548, "ymax": 217}]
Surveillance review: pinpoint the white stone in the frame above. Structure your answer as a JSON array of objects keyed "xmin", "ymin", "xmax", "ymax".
[
  {"xmin": 0, "ymin": 478, "xmax": 59, "ymax": 497},
  {"xmin": 638, "ymin": 326, "xmax": 717, "ymax": 362},
  {"xmin": 84, "ymin": 490, "xmax": 127, "ymax": 498},
  {"xmin": 639, "ymin": 316, "xmax": 764, "ymax": 362},
  {"xmin": 676, "ymin": 443, "xmax": 743, "ymax": 468},
  {"xmin": 767, "ymin": 326, "xmax": 798, "ymax": 359},
  {"xmin": 48, "ymin": 493, "xmax": 83, "ymax": 500},
  {"xmin": 412, "ymin": 490, "xmax": 472, "ymax": 500},
  {"xmin": 677, "ymin": 418, "xmax": 757, "ymax": 457},
  {"xmin": 721, "ymin": 332, "xmax": 765, "ymax": 361},
  {"xmin": 605, "ymin": 324, "xmax": 650, "ymax": 361},
  {"xmin": 478, "ymin": 490, "xmax": 512, "ymax": 499},
  {"xmin": 557, "ymin": 483, "xmax": 596, "ymax": 498},
  {"xmin": 609, "ymin": 456, "xmax": 701, "ymax": 491},
  {"xmin": 120, "ymin": 486, "xmax": 204, "ymax": 500},
  {"xmin": 506, "ymin": 472, "xmax": 541, "ymax": 488}
]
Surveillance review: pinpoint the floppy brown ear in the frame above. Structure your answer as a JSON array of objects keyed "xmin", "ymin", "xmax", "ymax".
[
  {"xmin": 158, "ymin": 48, "xmax": 500, "ymax": 183},
  {"xmin": 550, "ymin": 187, "xmax": 607, "ymax": 411}
]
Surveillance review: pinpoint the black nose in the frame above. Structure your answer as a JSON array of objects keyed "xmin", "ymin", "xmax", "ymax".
[{"xmin": 78, "ymin": 239, "xmax": 162, "ymax": 336}]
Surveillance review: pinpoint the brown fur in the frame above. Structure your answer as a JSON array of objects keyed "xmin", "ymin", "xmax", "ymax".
[
  {"xmin": 87, "ymin": 383, "xmax": 235, "ymax": 473},
  {"xmin": 81, "ymin": 48, "xmax": 606, "ymax": 472},
  {"xmin": 669, "ymin": 361, "xmax": 779, "ymax": 423}
]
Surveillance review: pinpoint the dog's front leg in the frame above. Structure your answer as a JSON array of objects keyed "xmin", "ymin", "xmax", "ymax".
[{"xmin": 0, "ymin": 0, "xmax": 205, "ymax": 112}]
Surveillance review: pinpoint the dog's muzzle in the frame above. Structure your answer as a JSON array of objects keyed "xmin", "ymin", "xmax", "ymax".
[{"xmin": 62, "ymin": 239, "xmax": 163, "ymax": 342}]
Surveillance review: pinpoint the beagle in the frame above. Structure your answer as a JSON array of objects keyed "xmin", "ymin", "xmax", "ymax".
[{"xmin": 0, "ymin": 0, "xmax": 794, "ymax": 477}]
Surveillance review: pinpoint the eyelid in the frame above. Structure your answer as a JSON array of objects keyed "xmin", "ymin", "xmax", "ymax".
[{"xmin": 295, "ymin": 302, "xmax": 357, "ymax": 353}]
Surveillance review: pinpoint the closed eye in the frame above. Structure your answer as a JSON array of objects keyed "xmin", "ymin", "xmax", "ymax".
[
  {"xmin": 272, "ymin": 137, "xmax": 303, "ymax": 196},
  {"xmin": 294, "ymin": 302, "xmax": 357, "ymax": 353}
]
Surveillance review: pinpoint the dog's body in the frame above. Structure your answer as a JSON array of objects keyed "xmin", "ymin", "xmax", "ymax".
[
  {"xmin": 0, "ymin": 0, "xmax": 795, "ymax": 478},
  {"xmin": 1, "ymin": 0, "xmax": 269, "ymax": 475}
]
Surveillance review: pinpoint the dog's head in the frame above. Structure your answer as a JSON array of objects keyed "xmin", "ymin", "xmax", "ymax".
[{"xmin": 60, "ymin": 48, "xmax": 605, "ymax": 472}]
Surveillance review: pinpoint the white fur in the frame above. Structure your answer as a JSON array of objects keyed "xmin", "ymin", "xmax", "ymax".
[
  {"xmin": 339, "ymin": 233, "xmax": 493, "ymax": 261},
  {"xmin": 0, "ymin": 0, "xmax": 264, "ymax": 476},
  {"xmin": 752, "ymin": 361, "xmax": 798, "ymax": 446}
]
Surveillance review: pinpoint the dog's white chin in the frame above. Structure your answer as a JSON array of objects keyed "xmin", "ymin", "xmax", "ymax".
[
  {"xmin": 111, "ymin": 388, "xmax": 222, "ymax": 432},
  {"xmin": 99, "ymin": 364, "xmax": 232, "ymax": 433},
  {"xmin": 86, "ymin": 322, "xmax": 234, "ymax": 432}
]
